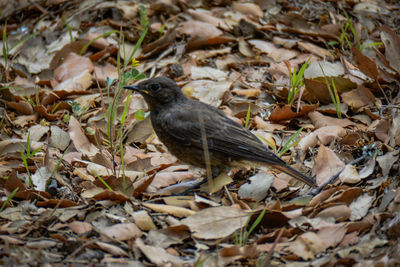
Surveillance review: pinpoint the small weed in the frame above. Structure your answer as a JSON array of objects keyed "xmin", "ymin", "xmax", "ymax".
[
  {"xmin": 245, "ymin": 104, "xmax": 251, "ymax": 129},
  {"xmin": 104, "ymin": 5, "xmax": 148, "ymax": 191},
  {"xmin": 0, "ymin": 187, "xmax": 19, "ymax": 212},
  {"xmin": 236, "ymin": 209, "xmax": 266, "ymax": 246},
  {"xmin": 64, "ymin": 18, "xmax": 74, "ymax": 42},
  {"xmin": 2, "ymin": 24, "xmax": 36, "ymax": 80},
  {"xmin": 20, "ymin": 132, "xmax": 42, "ymax": 187},
  {"xmin": 318, "ymin": 63, "xmax": 341, "ymax": 118},
  {"xmin": 288, "ymin": 59, "xmax": 310, "ymax": 105},
  {"xmin": 91, "ymin": 171, "xmax": 113, "ymax": 191},
  {"xmin": 278, "ymin": 127, "xmax": 304, "ymax": 157}
]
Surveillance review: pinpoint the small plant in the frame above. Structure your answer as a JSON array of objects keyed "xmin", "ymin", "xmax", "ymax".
[
  {"xmin": 0, "ymin": 187, "xmax": 19, "ymax": 212},
  {"xmin": 278, "ymin": 127, "xmax": 304, "ymax": 157},
  {"xmin": 333, "ymin": 10, "xmax": 380, "ymax": 51},
  {"xmin": 104, "ymin": 5, "xmax": 148, "ymax": 191},
  {"xmin": 2, "ymin": 24, "xmax": 36, "ymax": 81},
  {"xmin": 64, "ymin": 18, "xmax": 74, "ymax": 42},
  {"xmin": 236, "ymin": 209, "xmax": 266, "ymax": 246},
  {"xmin": 318, "ymin": 63, "xmax": 342, "ymax": 118},
  {"xmin": 91, "ymin": 171, "xmax": 113, "ymax": 191},
  {"xmin": 245, "ymin": 104, "xmax": 251, "ymax": 129},
  {"xmin": 20, "ymin": 132, "xmax": 42, "ymax": 187},
  {"xmin": 287, "ymin": 59, "xmax": 310, "ymax": 105}
]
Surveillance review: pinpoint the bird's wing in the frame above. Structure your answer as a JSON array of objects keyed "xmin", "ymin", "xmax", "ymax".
[{"xmin": 159, "ymin": 101, "xmax": 286, "ymax": 166}]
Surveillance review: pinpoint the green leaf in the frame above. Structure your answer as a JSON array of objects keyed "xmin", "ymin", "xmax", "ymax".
[{"xmin": 134, "ymin": 110, "xmax": 146, "ymax": 121}]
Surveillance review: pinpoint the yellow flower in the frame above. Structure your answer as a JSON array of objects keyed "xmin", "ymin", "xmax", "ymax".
[{"xmin": 132, "ymin": 58, "xmax": 140, "ymax": 67}]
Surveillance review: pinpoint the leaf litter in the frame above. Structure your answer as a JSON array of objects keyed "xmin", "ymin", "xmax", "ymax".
[{"xmin": 0, "ymin": 0, "xmax": 400, "ymax": 265}]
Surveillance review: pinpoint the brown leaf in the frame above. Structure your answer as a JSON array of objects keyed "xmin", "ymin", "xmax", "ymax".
[
  {"xmin": 315, "ymin": 145, "xmax": 345, "ymax": 185},
  {"xmin": 181, "ymin": 206, "xmax": 248, "ymax": 239},
  {"xmin": 249, "ymin": 39, "xmax": 299, "ymax": 62},
  {"xmin": 92, "ymin": 191, "xmax": 129, "ymax": 203},
  {"xmin": 36, "ymin": 199, "xmax": 78, "ymax": 208},
  {"xmin": 69, "ymin": 221, "xmax": 92, "ymax": 234},
  {"xmin": 269, "ymin": 104, "xmax": 318, "ymax": 121},
  {"xmin": 308, "ymin": 111, "xmax": 355, "ymax": 129},
  {"xmin": 380, "ymin": 26, "xmax": 400, "ymax": 73},
  {"xmin": 341, "ymin": 85, "xmax": 375, "ymax": 109},
  {"xmin": 233, "ymin": 2, "xmax": 263, "ymax": 17},
  {"xmin": 101, "ymin": 223, "xmax": 142, "ymax": 241},
  {"xmin": 352, "ymin": 46, "xmax": 378, "ymax": 79},
  {"xmin": 135, "ymin": 238, "xmax": 191, "ymax": 266},
  {"xmin": 54, "ymin": 52, "xmax": 94, "ymax": 82},
  {"xmin": 315, "ymin": 204, "xmax": 351, "ymax": 222},
  {"xmin": 143, "ymin": 203, "xmax": 195, "ymax": 218},
  {"xmin": 68, "ymin": 116, "xmax": 99, "ymax": 157},
  {"xmin": 6, "ymin": 101, "xmax": 34, "ymax": 115}
]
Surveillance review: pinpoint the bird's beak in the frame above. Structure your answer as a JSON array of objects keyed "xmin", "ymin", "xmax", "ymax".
[
  {"xmin": 123, "ymin": 84, "xmax": 139, "ymax": 91},
  {"xmin": 123, "ymin": 84, "xmax": 149, "ymax": 95}
]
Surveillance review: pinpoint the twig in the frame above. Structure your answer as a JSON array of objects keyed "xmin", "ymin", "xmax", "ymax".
[
  {"xmin": 309, "ymin": 153, "xmax": 367, "ymax": 196},
  {"xmin": 264, "ymin": 228, "xmax": 284, "ymax": 264}
]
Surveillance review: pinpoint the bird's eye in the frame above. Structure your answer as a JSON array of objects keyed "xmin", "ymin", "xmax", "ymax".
[{"xmin": 149, "ymin": 83, "xmax": 161, "ymax": 91}]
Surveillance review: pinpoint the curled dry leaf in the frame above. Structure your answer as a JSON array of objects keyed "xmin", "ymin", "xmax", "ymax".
[
  {"xmin": 69, "ymin": 221, "xmax": 92, "ymax": 234},
  {"xmin": 131, "ymin": 210, "xmax": 157, "ymax": 231},
  {"xmin": 188, "ymin": 9, "xmax": 229, "ymax": 31},
  {"xmin": 53, "ymin": 70, "xmax": 92, "ymax": 93},
  {"xmin": 248, "ymin": 39, "xmax": 299, "ymax": 62},
  {"xmin": 0, "ymin": 138, "xmax": 43, "ymax": 156},
  {"xmin": 308, "ymin": 111, "xmax": 355, "ymax": 129},
  {"xmin": 54, "ymin": 52, "xmax": 94, "ymax": 82},
  {"xmin": 190, "ymin": 66, "xmax": 228, "ymax": 81},
  {"xmin": 269, "ymin": 104, "xmax": 318, "ymax": 121},
  {"xmin": 233, "ymin": 2, "xmax": 263, "ymax": 17},
  {"xmin": 181, "ymin": 206, "xmax": 248, "ymax": 239},
  {"xmin": 376, "ymin": 150, "xmax": 399, "ymax": 178},
  {"xmin": 143, "ymin": 203, "xmax": 195, "ymax": 218},
  {"xmin": 135, "ymin": 238, "xmax": 191, "ymax": 266},
  {"xmin": 95, "ymin": 241, "xmax": 128, "ymax": 257},
  {"xmin": 177, "ymin": 20, "xmax": 234, "ymax": 50},
  {"xmin": 68, "ymin": 116, "xmax": 99, "ymax": 158},
  {"xmin": 317, "ymin": 225, "xmax": 346, "ymax": 249},
  {"xmin": 341, "ymin": 85, "xmax": 375, "ymax": 110},
  {"xmin": 6, "ymin": 101, "xmax": 34, "ymax": 115},
  {"xmin": 183, "ymin": 79, "xmax": 232, "ymax": 107},
  {"xmin": 316, "ymin": 204, "xmax": 351, "ymax": 222},
  {"xmin": 352, "ymin": 46, "xmax": 378, "ymax": 79},
  {"xmin": 315, "ymin": 145, "xmax": 345, "ymax": 185},
  {"xmin": 148, "ymin": 171, "xmax": 194, "ymax": 190},
  {"xmin": 349, "ymin": 194, "xmax": 374, "ymax": 221},
  {"xmin": 93, "ymin": 63, "xmax": 118, "ymax": 87},
  {"xmin": 297, "ymin": 125, "xmax": 346, "ymax": 153},
  {"xmin": 288, "ymin": 232, "xmax": 325, "ymax": 260},
  {"xmin": 50, "ymin": 125, "xmax": 70, "ymax": 151},
  {"xmin": 339, "ymin": 164, "xmax": 361, "ymax": 184},
  {"xmin": 380, "ymin": 26, "xmax": 400, "ymax": 74},
  {"xmin": 101, "ymin": 222, "xmax": 143, "ymax": 241}
]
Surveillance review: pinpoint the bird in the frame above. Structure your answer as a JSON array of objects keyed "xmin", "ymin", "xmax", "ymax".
[{"xmin": 124, "ymin": 77, "xmax": 316, "ymax": 191}]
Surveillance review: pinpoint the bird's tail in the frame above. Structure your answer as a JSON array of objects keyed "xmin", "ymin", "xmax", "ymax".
[{"xmin": 271, "ymin": 163, "xmax": 316, "ymax": 187}]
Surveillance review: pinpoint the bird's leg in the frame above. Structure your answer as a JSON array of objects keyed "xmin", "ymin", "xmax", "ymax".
[
  {"xmin": 173, "ymin": 167, "xmax": 221, "ymax": 196},
  {"xmin": 174, "ymin": 178, "xmax": 210, "ymax": 196}
]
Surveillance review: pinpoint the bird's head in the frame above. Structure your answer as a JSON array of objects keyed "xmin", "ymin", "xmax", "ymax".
[{"xmin": 124, "ymin": 77, "xmax": 186, "ymax": 110}]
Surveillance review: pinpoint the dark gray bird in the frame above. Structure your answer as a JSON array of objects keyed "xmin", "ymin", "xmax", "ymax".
[{"xmin": 124, "ymin": 77, "xmax": 316, "ymax": 188}]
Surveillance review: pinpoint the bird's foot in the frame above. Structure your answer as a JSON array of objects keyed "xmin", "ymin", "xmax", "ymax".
[{"xmin": 171, "ymin": 178, "xmax": 209, "ymax": 196}]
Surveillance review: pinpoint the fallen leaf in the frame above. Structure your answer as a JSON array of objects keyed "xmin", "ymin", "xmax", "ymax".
[
  {"xmin": 101, "ymin": 223, "xmax": 142, "ymax": 241},
  {"xmin": 181, "ymin": 206, "xmax": 248, "ymax": 239},
  {"xmin": 315, "ymin": 145, "xmax": 345, "ymax": 185}
]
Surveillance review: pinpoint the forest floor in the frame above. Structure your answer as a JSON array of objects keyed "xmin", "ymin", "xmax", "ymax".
[{"xmin": 0, "ymin": 0, "xmax": 400, "ymax": 266}]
